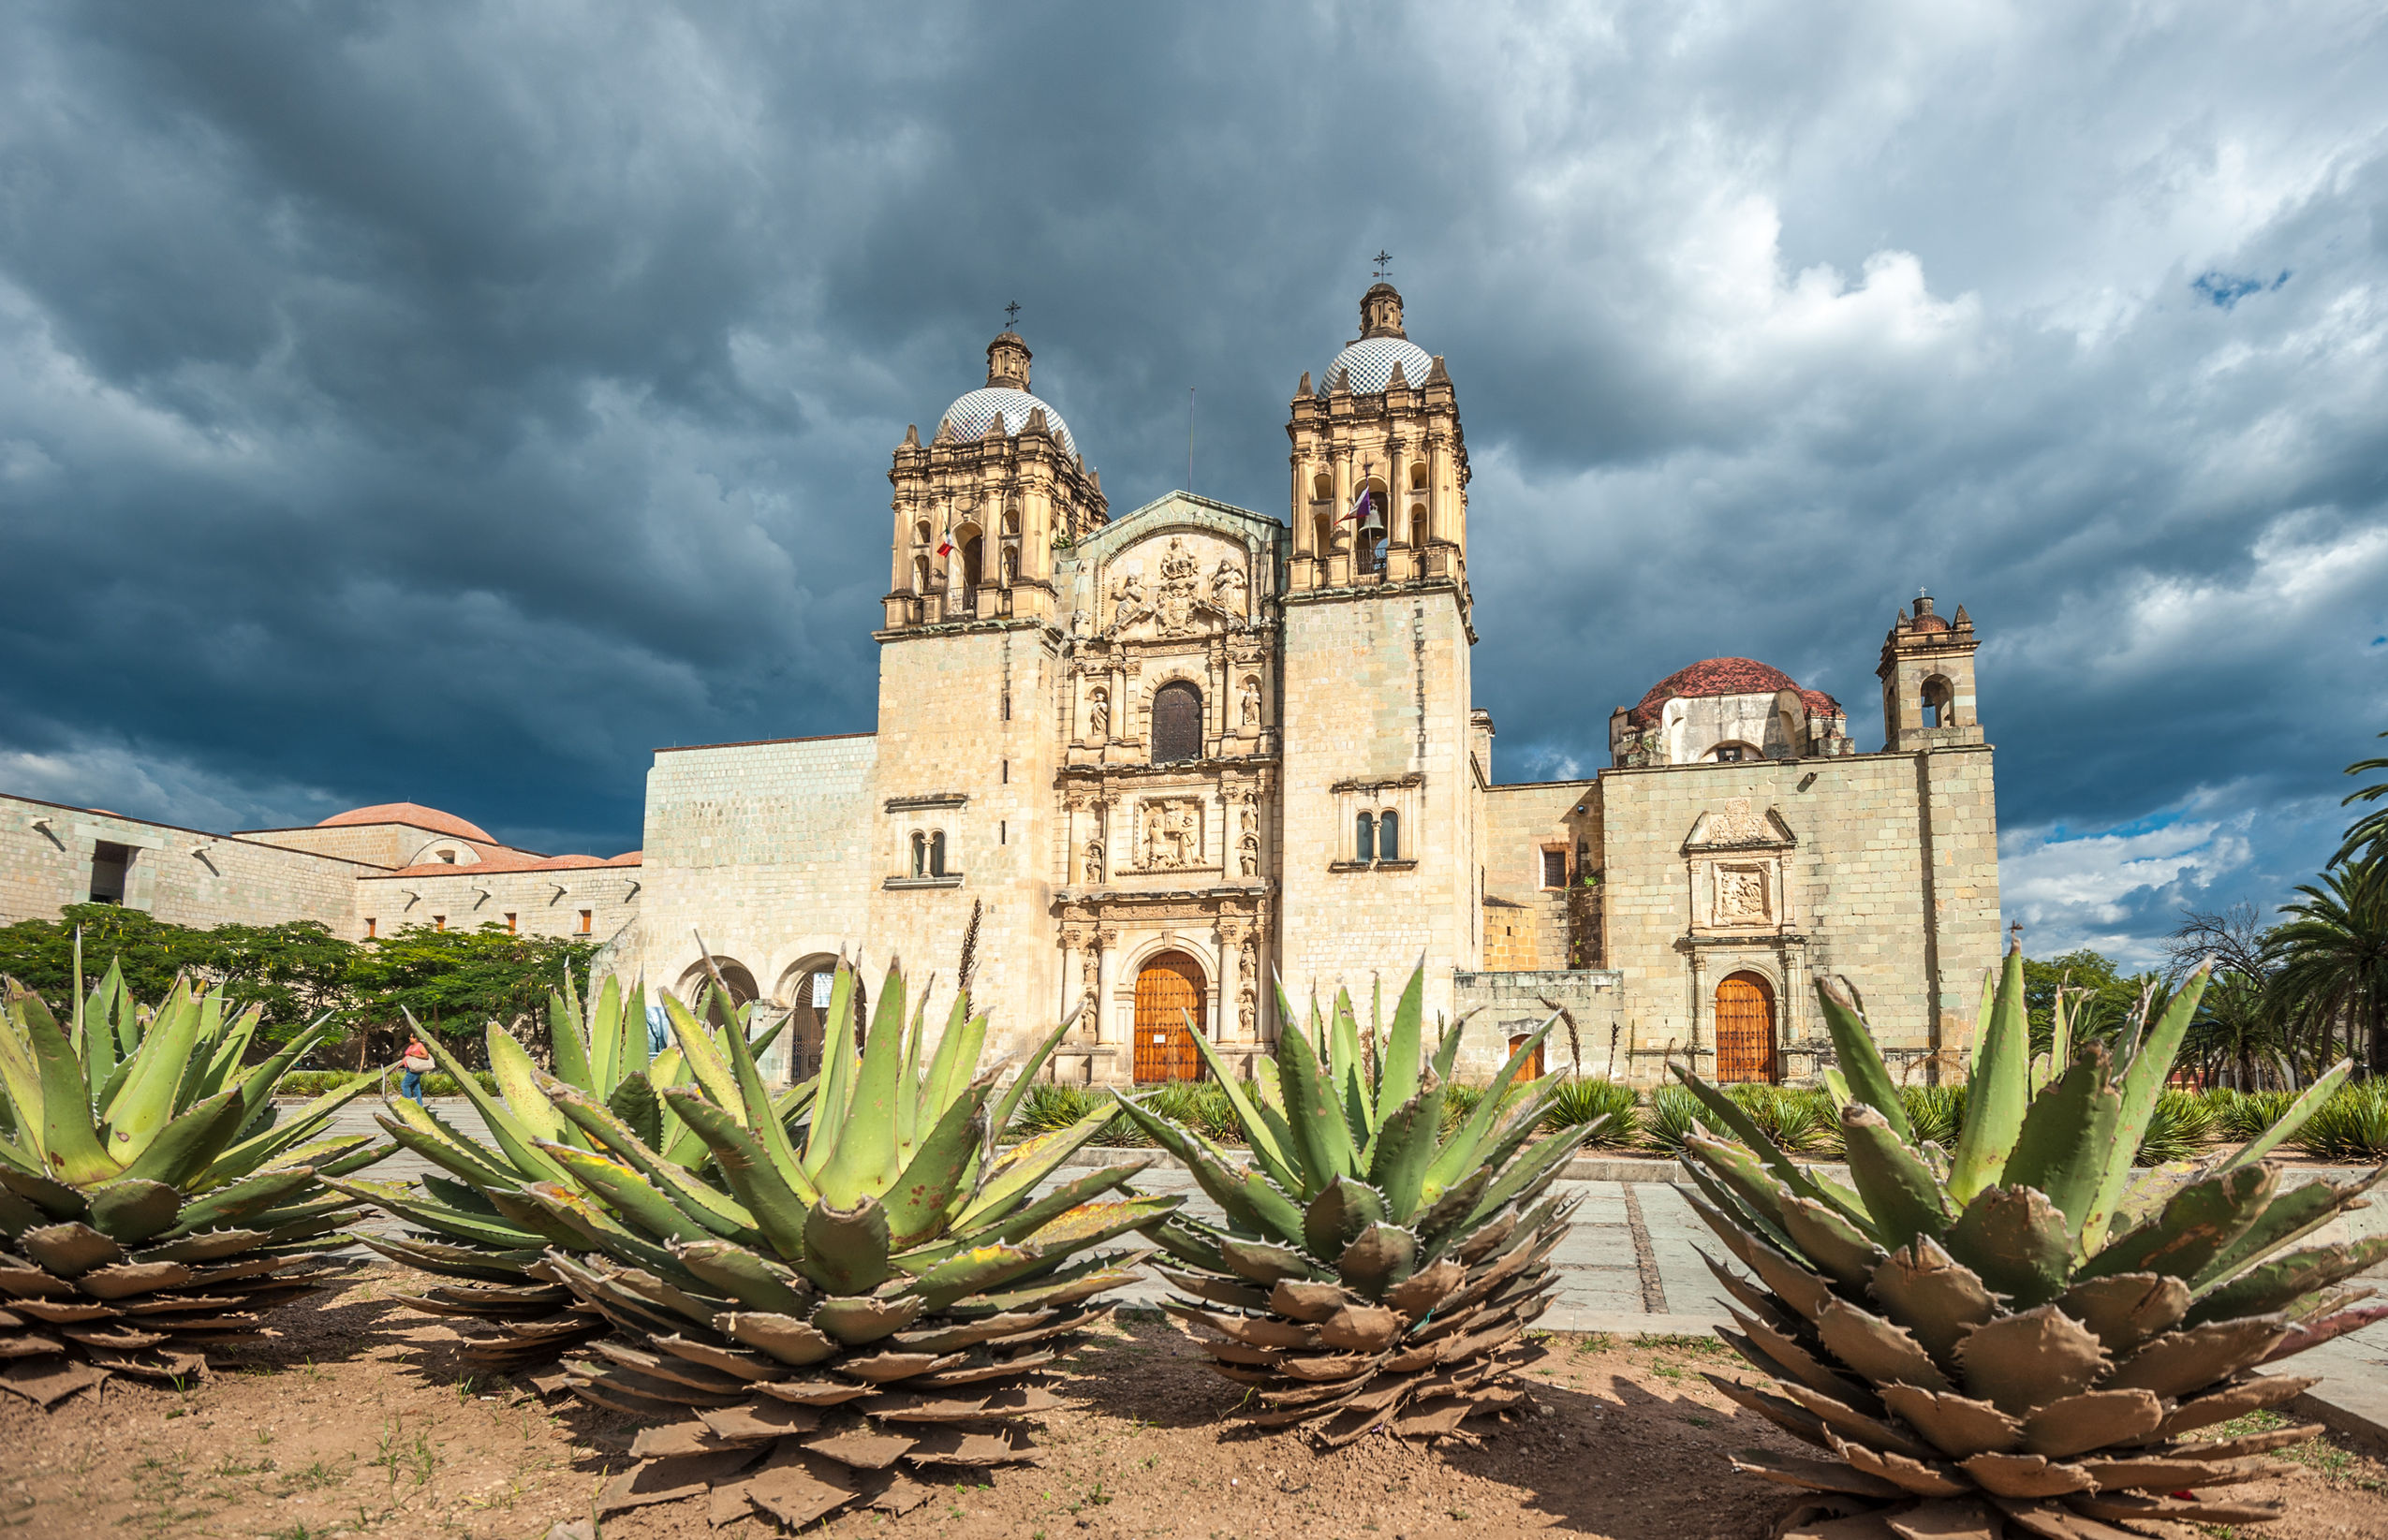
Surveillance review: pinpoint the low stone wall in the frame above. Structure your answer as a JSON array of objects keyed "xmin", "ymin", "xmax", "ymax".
[{"xmin": 1452, "ymin": 967, "xmax": 1630, "ymax": 1080}]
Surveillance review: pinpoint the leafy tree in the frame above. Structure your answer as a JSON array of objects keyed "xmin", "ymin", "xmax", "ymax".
[
  {"xmin": 2020, "ymin": 947, "xmax": 2152, "ymax": 1055},
  {"xmin": 2270, "ymin": 858, "xmax": 2388, "ymax": 1078},
  {"xmin": 0, "ymin": 905, "xmax": 356, "ymax": 1049},
  {"xmin": 345, "ymin": 922, "xmax": 598, "ymax": 1067},
  {"xmin": 2332, "ymin": 728, "xmax": 2388, "ymax": 868}
]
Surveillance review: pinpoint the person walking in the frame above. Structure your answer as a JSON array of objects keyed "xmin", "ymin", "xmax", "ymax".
[{"xmin": 399, "ymin": 1036, "xmax": 434, "ymax": 1105}]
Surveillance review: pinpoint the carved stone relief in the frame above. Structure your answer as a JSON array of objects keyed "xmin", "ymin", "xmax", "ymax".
[
  {"xmin": 1140, "ymin": 799, "xmax": 1203, "ymax": 870},
  {"xmin": 1715, "ymin": 864, "xmax": 1771, "ymax": 925}
]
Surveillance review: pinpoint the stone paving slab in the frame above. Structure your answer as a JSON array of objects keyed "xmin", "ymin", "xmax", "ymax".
[{"xmin": 317, "ymin": 1100, "xmax": 2388, "ymax": 1446}]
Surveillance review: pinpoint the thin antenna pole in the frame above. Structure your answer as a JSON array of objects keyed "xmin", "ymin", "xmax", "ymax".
[{"xmin": 1187, "ymin": 388, "xmax": 1195, "ymax": 494}]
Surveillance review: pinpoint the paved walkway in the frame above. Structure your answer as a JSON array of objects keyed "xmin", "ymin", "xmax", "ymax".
[{"xmin": 319, "ymin": 1100, "xmax": 2388, "ymax": 1443}]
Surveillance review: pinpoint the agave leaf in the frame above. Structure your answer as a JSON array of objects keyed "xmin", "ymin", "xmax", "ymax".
[
  {"xmin": 2219, "ymin": 1059, "xmax": 2354, "ymax": 1173},
  {"xmin": 1105, "ymin": 1098, "xmax": 1301, "ymax": 1249},
  {"xmin": 405, "ymin": 1019, "xmax": 574, "ymax": 1187},
  {"xmin": 2196, "ymin": 1167, "xmax": 2386, "ymax": 1289},
  {"xmin": 1465, "ymin": 1117, "xmax": 1596, "ymax": 1231},
  {"xmin": 584, "ymin": 972, "xmax": 623, "ymax": 1091},
  {"xmin": 84, "ymin": 1179, "xmax": 183, "ymax": 1244},
  {"xmin": 17, "ymin": 989, "xmax": 115, "ymax": 1183},
  {"xmin": 324, "ymin": 1176, "xmax": 543, "ymax": 1250},
  {"xmin": 100, "ymin": 982, "xmax": 202, "ymax": 1164},
  {"xmin": 2080, "ymin": 961, "xmax": 2210, "ymax": 1250},
  {"xmin": 1180, "ymin": 1023, "xmax": 1300, "ymax": 1194},
  {"xmin": 1868, "ymin": 1239, "xmax": 1997, "ymax": 1368},
  {"xmin": 194, "ymin": 1003, "xmax": 266, "ymax": 1103},
  {"xmin": 1944, "ymin": 1185, "xmax": 2073, "ymax": 1310},
  {"xmin": 1275, "ymin": 999, "xmax": 1357, "ymax": 1187},
  {"xmin": 1669, "ymin": 1064, "xmax": 1839, "ymax": 1215},
  {"xmin": 2188, "ymin": 1236, "xmax": 2388, "ymax": 1327},
  {"xmin": 375, "ymin": 1098, "xmax": 520, "ymax": 1193},
  {"xmin": 1019, "ymin": 1194, "xmax": 1179, "ymax": 1258},
  {"xmin": 1956, "ymin": 1305, "xmax": 2110, "ymax": 1417},
  {"xmin": 881, "ymin": 1065, "xmax": 999, "ymax": 1249},
  {"xmin": 1948, "ymin": 946, "xmax": 2029, "ymax": 1207},
  {"xmin": 1364, "ymin": 1075, "xmax": 1445, "ymax": 1224},
  {"xmin": 708, "ymin": 975, "xmax": 804, "ymax": 1180},
  {"xmin": 984, "ymin": 1009, "xmax": 1081, "ymax": 1147},
  {"xmin": 2021, "ymin": 1389, "xmax": 2164, "ymax": 1459},
  {"xmin": 226, "ymin": 1016, "xmax": 342, "ymax": 1129},
  {"xmin": 1422, "ymin": 1019, "xmax": 1555, "ymax": 1198},
  {"xmin": 1378, "ymin": 963, "xmax": 1428, "ymax": 1131},
  {"xmin": 670, "ymin": 1237, "xmax": 813, "ymax": 1313},
  {"xmin": 1682, "ymin": 1134, "xmax": 1801, "ymax": 1248},
  {"xmin": 1817, "ymin": 1298, "xmax": 1951, "ymax": 1392},
  {"xmin": 1878, "ymin": 1384, "xmax": 2023, "ymax": 1460},
  {"xmin": 815, "ymin": 964, "xmax": 909, "ymax": 1207},
  {"xmin": 660, "ymin": 991, "xmax": 742, "ymax": 1121},
  {"xmin": 802, "ymin": 963, "xmax": 860, "ymax": 1172},
  {"xmin": 801, "ymin": 1196, "xmax": 893, "ymax": 1294},
  {"xmin": 536, "ymin": 1139, "xmax": 716, "ymax": 1246},
  {"xmin": 1839, "ymin": 1104, "xmax": 1952, "ymax": 1252},
  {"xmin": 201, "ymin": 1076, "xmax": 380, "ymax": 1187},
  {"xmin": 2053, "ymin": 1272, "xmax": 2189, "ymax": 1357},
  {"xmin": 1327, "ymin": 987, "xmax": 1373, "ymax": 1148},
  {"xmin": 954, "ymin": 1105, "xmax": 1121, "ymax": 1230},
  {"xmin": 659, "ymin": 1086, "xmax": 816, "ymax": 1253},
  {"xmin": 2106, "ymin": 1317, "xmax": 2291, "ymax": 1398},
  {"xmin": 487, "ymin": 1025, "xmax": 566, "ymax": 1146},
  {"xmin": 1999, "ymin": 1046, "xmax": 2123, "ymax": 1242},
  {"xmin": 2080, "ymin": 1164, "xmax": 2273, "ymax": 1283},
  {"xmin": 1337, "ymin": 1222, "xmax": 1420, "ymax": 1298},
  {"xmin": 607, "ymin": 1072, "xmax": 665, "ymax": 1151},
  {"xmin": 1815, "ymin": 977, "xmax": 1915, "ymax": 1142},
  {"xmin": 549, "ymin": 975, "xmax": 593, "ymax": 1094},
  {"xmin": 1303, "ymin": 1177, "xmax": 1388, "ymax": 1261},
  {"xmin": 0, "ymin": 1010, "xmax": 49, "ymax": 1161},
  {"xmin": 113, "ymin": 1089, "xmax": 247, "ymax": 1189}
]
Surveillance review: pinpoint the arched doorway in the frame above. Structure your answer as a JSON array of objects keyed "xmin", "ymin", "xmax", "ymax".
[
  {"xmin": 1133, "ymin": 951, "xmax": 1207, "ymax": 1083},
  {"xmin": 778, "ymin": 958, "xmax": 846, "ymax": 1083},
  {"xmin": 679, "ymin": 957, "xmax": 758, "ymax": 1017},
  {"xmin": 1714, "ymin": 972, "xmax": 1778, "ymax": 1084},
  {"xmin": 1508, "ymin": 1033, "xmax": 1545, "ymax": 1079}
]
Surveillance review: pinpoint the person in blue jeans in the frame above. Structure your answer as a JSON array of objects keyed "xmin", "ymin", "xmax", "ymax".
[{"xmin": 399, "ymin": 1036, "xmax": 433, "ymax": 1104}]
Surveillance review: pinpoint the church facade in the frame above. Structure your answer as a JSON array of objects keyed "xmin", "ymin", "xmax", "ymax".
[
  {"xmin": 616, "ymin": 284, "xmax": 2002, "ymax": 1086},
  {"xmin": 0, "ymin": 283, "xmax": 2000, "ymax": 1088}
]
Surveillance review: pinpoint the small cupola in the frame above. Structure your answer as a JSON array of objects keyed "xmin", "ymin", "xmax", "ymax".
[
  {"xmin": 986, "ymin": 330, "xmax": 1032, "ymax": 390},
  {"xmin": 1359, "ymin": 282, "xmax": 1406, "ymax": 339}
]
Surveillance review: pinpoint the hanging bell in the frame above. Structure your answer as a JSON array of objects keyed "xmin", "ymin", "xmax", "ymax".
[{"xmin": 1357, "ymin": 505, "xmax": 1387, "ymax": 543}]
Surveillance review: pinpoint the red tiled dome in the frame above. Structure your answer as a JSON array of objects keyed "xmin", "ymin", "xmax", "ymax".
[
  {"xmin": 1910, "ymin": 612, "xmax": 1951, "ymax": 633},
  {"xmin": 317, "ymin": 802, "xmax": 494, "ymax": 843},
  {"xmin": 1629, "ymin": 658, "xmax": 1796, "ymax": 725}
]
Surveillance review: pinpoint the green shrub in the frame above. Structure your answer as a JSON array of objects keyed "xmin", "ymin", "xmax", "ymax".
[
  {"xmin": 2214, "ymin": 1088, "xmax": 2298, "ymax": 1142},
  {"xmin": 1544, "ymin": 1077, "xmax": 1638, "ymax": 1145},
  {"xmin": 2133, "ymin": 1087, "xmax": 2218, "ymax": 1166},
  {"xmin": 1440, "ymin": 1082, "xmax": 1482, "ymax": 1136},
  {"xmin": 278, "ymin": 1069, "xmax": 369, "ymax": 1098},
  {"xmin": 1899, "ymin": 1084, "xmax": 1968, "ymax": 1149},
  {"xmin": 2297, "ymin": 1083, "xmax": 2388, "ymax": 1163},
  {"xmin": 1011, "ymin": 1081, "xmax": 1102, "ymax": 1137},
  {"xmin": 1641, "ymin": 1084, "xmax": 1702, "ymax": 1154}
]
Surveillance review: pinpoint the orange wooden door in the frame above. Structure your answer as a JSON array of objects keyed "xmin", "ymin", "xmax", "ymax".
[
  {"xmin": 1714, "ymin": 974, "xmax": 1777, "ymax": 1084},
  {"xmin": 1133, "ymin": 952, "xmax": 1206, "ymax": 1083},
  {"xmin": 1508, "ymin": 1034, "xmax": 1545, "ymax": 1078}
]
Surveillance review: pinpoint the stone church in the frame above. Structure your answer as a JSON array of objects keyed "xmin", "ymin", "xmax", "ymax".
[{"xmin": 0, "ymin": 283, "xmax": 2000, "ymax": 1088}]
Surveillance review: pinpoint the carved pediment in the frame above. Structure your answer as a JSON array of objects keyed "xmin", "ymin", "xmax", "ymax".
[
  {"xmin": 1100, "ymin": 535, "xmax": 1250, "ymax": 638},
  {"xmin": 1685, "ymin": 797, "xmax": 1795, "ymax": 852}
]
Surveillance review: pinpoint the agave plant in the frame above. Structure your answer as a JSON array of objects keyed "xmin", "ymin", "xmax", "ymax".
[
  {"xmin": 330, "ymin": 970, "xmax": 814, "ymax": 1376},
  {"xmin": 1112, "ymin": 965, "xmax": 1598, "ymax": 1445},
  {"xmin": 1684, "ymin": 946, "xmax": 2388, "ymax": 1536},
  {"xmin": 518, "ymin": 961, "xmax": 1179, "ymax": 1529},
  {"xmin": 0, "ymin": 957, "xmax": 389, "ymax": 1407}
]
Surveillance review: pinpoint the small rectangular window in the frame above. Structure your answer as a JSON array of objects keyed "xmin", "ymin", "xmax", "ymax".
[
  {"xmin": 1541, "ymin": 849, "xmax": 1568, "ymax": 889},
  {"xmin": 1000, "ymin": 820, "xmax": 1007, "ymax": 844},
  {"xmin": 364, "ymin": 917, "xmax": 377, "ymax": 939},
  {"xmin": 1001, "ymin": 759, "xmax": 1008, "ymax": 784},
  {"xmin": 505, "ymin": 912, "xmax": 517, "ymax": 933},
  {"xmin": 88, "ymin": 841, "xmax": 132, "ymax": 904},
  {"xmin": 578, "ymin": 909, "xmax": 592, "ymax": 934}
]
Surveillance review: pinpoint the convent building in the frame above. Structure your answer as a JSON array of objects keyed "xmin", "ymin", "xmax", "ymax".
[{"xmin": 1, "ymin": 284, "xmax": 2000, "ymax": 1088}]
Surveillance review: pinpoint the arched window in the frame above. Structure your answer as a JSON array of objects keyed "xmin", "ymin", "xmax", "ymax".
[
  {"xmin": 960, "ymin": 533, "xmax": 984, "ymax": 591},
  {"xmin": 1000, "ymin": 546, "xmax": 1018, "ymax": 585},
  {"xmin": 1356, "ymin": 812, "xmax": 1376, "ymax": 863},
  {"xmin": 910, "ymin": 831, "xmax": 927, "ymax": 877},
  {"xmin": 914, "ymin": 520, "xmax": 932, "ymax": 546},
  {"xmin": 1410, "ymin": 506, "xmax": 1427, "ymax": 548},
  {"xmin": 1001, "ymin": 508, "xmax": 1020, "ymax": 536},
  {"xmin": 1356, "ymin": 478, "xmax": 1390, "ymax": 574},
  {"xmin": 1151, "ymin": 681, "xmax": 1202, "ymax": 763},
  {"xmin": 1377, "ymin": 810, "xmax": 1399, "ymax": 861},
  {"xmin": 1409, "ymin": 463, "xmax": 1427, "ymax": 490},
  {"xmin": 912, "ymin": 554, "xmax": 931, "ymax": 593},
  {"xmin": 928, "ymin": 830, "xmax": 948, "ymax": 877},
  {"xmin": 1924, "ymin": 675, "xmax": 1955, "ymax": 727},
  {"xmin": 1311, "ymin": 472, "xmax": 1334, "ymax": 503},
  {"xmin": 1313, "ymin": 511, "xmax": 1333, "ymax": 557}
]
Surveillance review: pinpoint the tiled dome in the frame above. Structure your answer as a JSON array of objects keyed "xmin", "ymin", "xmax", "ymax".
[
  {"xmin": 1322, "ymin": 335, "xmax": 1437, "ymax": 395},
  {"xmin": 1628, "ymin": 658, "xmax": 1841, "ymax": 726},
  {"xmin": 317, "ymin": 802, "xmax": 494, "ymax": 843},
  {"xmin": 939, "ymin": 387, "xmax": 1078, "ymax": 459}
]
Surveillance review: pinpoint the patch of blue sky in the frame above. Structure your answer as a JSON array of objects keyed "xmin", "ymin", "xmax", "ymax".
[{"xmin": 2192, "ymin": 269, "xmax": 2293, "ymax": 309}]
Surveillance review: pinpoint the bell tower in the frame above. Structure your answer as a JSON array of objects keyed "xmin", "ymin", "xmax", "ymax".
[
  {"xmin": 1274, "ymin": 281, "xmax": 1488, "ymax": 1041},
  {"xmin": 1879, "ymin": 593, "xmax": 1985, "ymax": 751}
]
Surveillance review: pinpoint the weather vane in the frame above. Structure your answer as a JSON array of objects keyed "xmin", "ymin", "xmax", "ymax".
[
  {"xmin": 1005, "ymin": 300, "xmax": 1021, "ymax": 329},
  {"xmin": 1372, "ymin": 250, "xmax": 1392, "ymax": 280}
]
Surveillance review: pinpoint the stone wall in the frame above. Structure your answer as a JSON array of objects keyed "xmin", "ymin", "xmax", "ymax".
[
  {"xmin": 1596, "ymin": 745, "xmax": 1997, "ymax": 1086},
  {"xmin": 630, "ymin": 732, "xmax": 880, "ymax": 1012},
  {"xmin": 1452, "ymin": 968, "xmax": 1626, "ymax": 1080},
  {"xmin": 1481, "ymin": 780, "xmax": 1599, "ymax": 970},
  {"xmin": 1, "ymin": 793, "xmax": 365, "ymax": 931},
  {"xmin": 352, "ymin": 864, "xmax": 641, "ymax": 946}
]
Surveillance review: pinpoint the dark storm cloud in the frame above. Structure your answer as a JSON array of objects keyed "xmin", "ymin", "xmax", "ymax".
[{"xmin": 2, "ymin": 1, "xmax": 2384, "ymax": 961}]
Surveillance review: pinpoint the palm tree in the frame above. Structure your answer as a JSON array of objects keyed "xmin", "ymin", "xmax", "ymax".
[
  {"xmin": 2334, "ymin": 729, "xmax": 2388, "ymax": 868},
  {"xmin": 2270, "ymin": 858, "xmax": 2388, "ymax": 1078},
  {"xmin": 2183, "ymin": 967, "xmax": 2286, "ymax": 1089}
]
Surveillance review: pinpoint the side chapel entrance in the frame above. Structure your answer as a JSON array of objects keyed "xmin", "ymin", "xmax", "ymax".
[
  {"xmin": 1714, "ymin": 972, "xmax": 1778, "ymax": 1084},
  {"xmin": 1133, "ymin": 951, "xmax": 1208, "ymax": 1083}
]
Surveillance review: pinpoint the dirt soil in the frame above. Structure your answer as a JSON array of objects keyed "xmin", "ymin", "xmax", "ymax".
[{"xmin": 4, "ymin": 1263, "xmax": 2385, "ymax": 1539}]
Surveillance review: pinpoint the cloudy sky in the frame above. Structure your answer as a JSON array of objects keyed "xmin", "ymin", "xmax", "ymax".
[{"xmin": 2, "ymin": 2, "xmax": 2383, "ymax": 964}]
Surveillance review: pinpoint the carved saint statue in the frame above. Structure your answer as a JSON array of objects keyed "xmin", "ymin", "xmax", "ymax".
[
  {"xmin": 1239, "ymin": 676, "xmax": 1261, "ymax": 728},
  {"xmin": 1238, "ymin": 980, "xmax": 1257, "ymax": 1040},
  {"xmin": 1238, "ymin": 834, "xmax": 1260, "ymax": 878},
  {"xmin": 1083, "ymin": 841, "xmax": 1104, "ymax": 885},
  {"xmin": 1085, "ymin": 687, "xmax": 1109, "ymax": 740},
  {"xmin": 1210, "ymin": 557, "xmax": 1249, "ymax": 616},
  {"xmin": 1110, "ymin": 573, "xmax": 1149, "ymax": 631}
]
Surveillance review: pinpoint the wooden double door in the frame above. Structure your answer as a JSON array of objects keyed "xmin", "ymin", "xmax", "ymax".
[
  {"xmin": 1714, "ymin": 972, "xmax": 1779, "ymax": 1084},
  {"xmin": 1133, "ymin": 951, "xmax": 1208, "ymax": 1083}
]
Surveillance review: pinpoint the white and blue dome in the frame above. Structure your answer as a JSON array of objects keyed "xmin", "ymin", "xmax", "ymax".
[
  {"xmin": 940, "ymin": 387, "xmax": 1078, "ymax": 459},
  {"xmin": 1322, "ymin": 334, "xmax": 1437, "ymax": 395}
]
